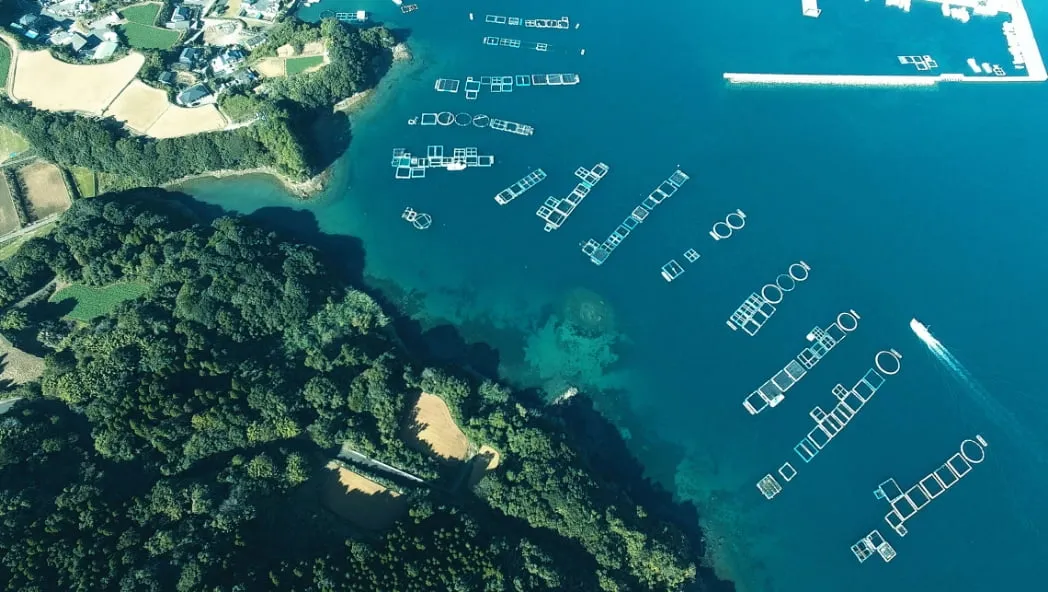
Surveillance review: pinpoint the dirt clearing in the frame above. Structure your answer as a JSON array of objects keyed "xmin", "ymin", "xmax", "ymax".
[
  {"xmin": 406, "ymin": 392, "xmax": 470, "ymax": 461},
  {"xmin": 11, "ymin": 51, "xmax": 142, "ymax": 115},
  {"xmin": 254, "ymin": 57, "xmax": 285, "ymax": 78},
  {"xmin": 17, "ymin": 162, "xmax": 71, "ymax": 219},
  {"xmin": 104, "ymin": 79, "xmax": 169, "ymax": 133},
  {"xmin": 145, "ymin": 104, "xmax": 226, "ymax": 138},
  {"xmin": 321, "ymin": 462, "xmax": 407, "ymax": 530},
  {"xmin": 468, "ymin": 445, "xmax": 502, "ymax": 488},
  {"xmin": 0, "ymin": 334, "xmax": 43, "ymax": 386}
]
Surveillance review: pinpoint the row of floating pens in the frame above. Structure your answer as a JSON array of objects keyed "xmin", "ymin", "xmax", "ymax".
[{"xmin": 470, "ymin": 12, "xmax": 587, "ymax": 56}]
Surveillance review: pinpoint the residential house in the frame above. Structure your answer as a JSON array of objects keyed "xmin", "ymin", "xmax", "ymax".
[
  {"xmin": 166, "ymin": 6, "xmax": 192, "ymax": 30},
  {"xmin": 241, "ymin": 0, "xmax": 280, "ymax": 21},
  {"xmin": 210, "ymin": 48, "xmax": 245, "ymax": 76},
  {"xmin": 243, "ymin": 34, "xmax": 266, "ymax": 50},
  {"xmin": 69, "ymin": 32, "xmax": 99, "ymax": 53},
  {"xmin": 158, "ymin": 71, "xmax": 176, "ymax": 85},
  {"xmin": 178, "ymin": 46, "xmax": 204, "ymax": 68},
  {"xmin": 176, "ymin": 83, "xmax": 212, "ymax": 106}
]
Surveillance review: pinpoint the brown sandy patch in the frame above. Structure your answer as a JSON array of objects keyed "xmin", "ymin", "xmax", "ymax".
[
  {"xmin": 145, "ymin": 104, "xmax": 226, "ymax": 138},
  {"xmin": 223, "ymin": 0, "xmax": 243, "ymax": 17},
  {"xmin": 276, "ymin": 43, "xmax": 295, "ymax": 57},
  {"xmin": 11, "ymin": 51, "xmax": 143, "ymax": 115},
  {"xmin": 17, "ymin": 162, "xmax": 70, "ymax": 219},
  {"xmin": 321, "ymin": 462, "xmax": 407, "ymax": 530},
  {"xmin": 407, "ymin": 392, "xmax": 470, "ymax": 461},
  {"xmin": 254, "ymin": 56, "xmax": 286, "ymax": 78},
  {"xmin": 104, "ymin": 79, "xmax": 169, "ymax": 133},
  {"xmin": 467, "ymin": 445, "xmax": 502, "ymax": 488},
  {"xmin": 302, "ymin": 40, "xmax": 325, "ymax": 55},
  {"xmin": 0, "ymin": 334, "xmax": 44, "ymax": 385}
]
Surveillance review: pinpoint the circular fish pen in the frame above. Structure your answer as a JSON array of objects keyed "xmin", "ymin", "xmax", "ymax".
[
  {"xmin": 874, "ymin": 349, "xmax": 902, "ymax": 376},
  {"xmin": 836, "ymin": 310, "xmax": 860, "ymax": 332},
  {"xmin": 472, "ymin": 114, "xmax": 490, "ymax": 128},
  {"xmin": 761, "ymin": 284, "xmax": 783, "ymax": 304},
  {"xmin": 788, "ymin": 262, "xmax": 810, "ymax": 282},
  {"xmin": 960, "ymin": 437, "xmax": 987, "ymax": 464},
  {"xmin": 455, "ymin": 112, "xmax": 472, "ymax": 126},
  {"xmin": 436, "ymin": 111, "xmax": 455, "ymax": 126},
  {"xmin": 776, "ymin": 274, "xmax": 796, "ymax": 292}
]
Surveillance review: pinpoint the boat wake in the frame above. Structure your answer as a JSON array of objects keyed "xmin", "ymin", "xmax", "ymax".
[{"xmin": 910, "ymin": 318, "xmax": 1044, "ymax": 464}]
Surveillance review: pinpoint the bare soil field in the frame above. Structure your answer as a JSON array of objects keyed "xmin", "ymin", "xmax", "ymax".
[
  {"xmin": 145, "ymin": 104, "xmax": 226, "ymax": 138},
  {"xmin": 254, "ymin": 57, "xmax": 285, "ymax": 78},
  {"xmin": 17, "ymin": 161, "xmax": 70, "ymax": 219},
  {"xmin": 321, "ymin": 462, "xmax": 407, "ymax": 530},
  {"xmin": 406, "ymin": 392, "xmax": 470, "ymax": 461},
  {"xmin": 0, "ymin": 335, "xmax": 43, "ymax": 386},
  {"xmin": 302, "ymin": 40, "xmax": 325, "ymax": 55},
  {"xmin": 103, "ymin": 79, "xmax": 169, "ymax": 133},
  {"xmin": 468, "ymin": 445, "xmax": 502, "ymax": 488},
  {"xmin": 0, "ymin": 176, "xmax": 20, "ymax": 235},
  {"xmin": 11, "ymin": 51, "xmax": 143, "ymax": 115}
]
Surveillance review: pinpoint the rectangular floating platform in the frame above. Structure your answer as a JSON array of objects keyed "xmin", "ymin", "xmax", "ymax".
[
  {"xmin": 684, "ymin": 248, "xmax": 701, "ymax": 263},
  {"xmin": 391, "ymin": 146, "xmax": 495, "ymax": 179},
  {"xmin": 742, "ymin": 311, "xmax": 859, "ymax": 415},
  {"xmin": 434, "ymin": 78, "xmax": 460, "ymax": 93},
  {"xmin": 536, "ymin": 163, "xmax": 609, "ymax": 231},
  {"xmin": 725, "ymin": 262, "xmax": 811, "ymax": 336},
  {"xmin": 420, "ymin": 113, "xmax": 438, "ymax": 125},
  {"xmin": 464, "ymin": 79, "xmax": 481, "ymax": 100},
  {"xmin": 401, "ymin": 4, "xmax": 418, "ymax": 14},
  {"xmin": 874, "ymin": 435, "xmax": 988, "ymax": 538},
  {"xmin": 494, "ymin": 169, "xmax": 547, "ymax": 205},
  {"xmin": 661, "ymin": 260, "xmax": 685, "ymax": 282},
  {"xmin": 581, "ymin": 168, "xmax": 689, "ymax": 265},
  {"xmin": 485, "ymin": 14, "xmax": 571, "ymax": 29},
  {"xmin": 851, "ymin": 531, "xmax": 895, "ymax": 564},
  {"xmin": 757, "ymin": 474, "xmax": 783, "ymax": 500},
  {"xmin": 489, "ymin": 118, "xmax": 534, "ymax": 136}
]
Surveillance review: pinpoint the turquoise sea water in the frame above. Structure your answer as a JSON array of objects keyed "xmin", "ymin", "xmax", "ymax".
[{"xmin": 183, "ymin": 1, "xmax": 1048, "ymax": 590}]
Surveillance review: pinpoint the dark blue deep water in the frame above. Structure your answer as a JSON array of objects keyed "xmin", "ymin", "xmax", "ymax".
[{"xmin": 182, "ymin": 1, "xmax": 1048, "ymax": 589}]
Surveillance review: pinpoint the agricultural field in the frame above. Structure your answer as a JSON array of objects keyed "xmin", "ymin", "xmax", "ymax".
[
  {"xmin": 0, "ymin": 126, "xmax": 30, "ymax": 164},
  {"xmin": 321, "ymin": 462, "xmax": 407, "ymax": 530},
  {"xmin": 70, "ymin": 167, "xmax": 97, "ymax": 198},
  {"xmin": 17, "ymin": 161, "xmax": 71, "ymax": 219},
  {"xmin": 50, "ymin": 281, "xmax": 149, "ymax": 322},
  {"xmin": 119, "ymin": 2, "xmax": 162, "ymax": 25},
  {"xmin": 145, "ymin": 104, "xmax": 226, "ymax": 138},
  {"xmin": 120, "ymin": 22, "xmax": 181, "ymax": 50},
  {"xmin": 104, "ymin": 79, "xmax": 169, "ymax": 133},
  {"xmin": 0, "ymin": 41, "xmax": 11, "ymax": 88},
  {"xmin": 405, "ymin": 392, "xmax": 470, "ymax": 461},
  {"xmin": 285, "ymin": 55, "xmax": 325, "ymax": 75},
  {"xmin": 0, "ymin": 176, "xmax": 20, "ymax": 236},
  {"xmin": 11, "ymin": 51, "xmax": 143, "ymax": 115}
]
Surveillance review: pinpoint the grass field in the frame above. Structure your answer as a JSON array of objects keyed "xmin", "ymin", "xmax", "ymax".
[
  {"xmin": 0, "ymin": 42, "xmax": 11, "ymax": 88},
  {"xmin": 0, "ymin": 126, "xmax": 30, "ymax": 164},
  {"xmin": 0, "ymin": 176, "xmax": 20, "ymax": 236},
  {"xmin": 70, "ymin": 167, "xmax": 97, "ymax": 198},
  {"xmin": 285, "ymin": 55, "xmax": 325, "ymax": 75},
  {"xmin": 120, "ymin": 2, "xmax": 161, "ymax": 25},
  {"xmin": 50, "ymin": 282, "xmax": 149, "ymax": 321},
  {"xmin": 120, "ymin": 22, "xmax": 181, "ymax": 50},
  {"xmin": 0, "ymin": 219, "xmax": 55, "ymax": 261}
]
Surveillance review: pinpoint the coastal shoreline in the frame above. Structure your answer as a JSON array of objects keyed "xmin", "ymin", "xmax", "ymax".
[{"xmin": 164, "ymin": 166, "xmax": 329, "ymax": 198}]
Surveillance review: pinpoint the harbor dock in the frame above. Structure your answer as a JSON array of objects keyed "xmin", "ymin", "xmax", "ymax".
[
  {"xmin": 495, "ymin": 170, "xmax": 547, "ymax": 205},
  {"xmin": 536, "ymin": 163, "xmax": 609, "ymax": 231},
  {"xmin": 581, "ymin": 169, "xmax": 690, "ymax": 265},
  {"xmin": 391, "ymin": 146, "xmax": 495, "ymax": 179}
]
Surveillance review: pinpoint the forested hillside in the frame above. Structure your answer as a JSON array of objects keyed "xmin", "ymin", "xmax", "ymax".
[{"xmin": 0, "ymin": 192, "xmax": 717, "ymax": 592}]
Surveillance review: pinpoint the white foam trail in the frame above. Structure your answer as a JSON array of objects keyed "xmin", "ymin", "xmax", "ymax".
[{"xmin": 910, "ymin": 318, "xmax": 1044, "ymax": 463}]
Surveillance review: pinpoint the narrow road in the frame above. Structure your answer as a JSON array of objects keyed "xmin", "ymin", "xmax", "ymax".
[
  {"xmin": 338, "ymin": 443, "xmax": 426, "ymax": 484},
  {"xmin": 0, "ymin": 213, "xmax": 59, "ymax": 246}
]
